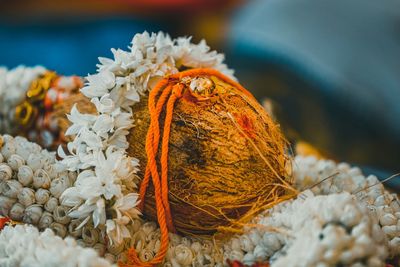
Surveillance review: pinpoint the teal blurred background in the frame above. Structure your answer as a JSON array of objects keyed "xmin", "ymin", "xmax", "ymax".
[{"xmin": 1, "ymin": 0, "xmax": 399, "ymax": 187}]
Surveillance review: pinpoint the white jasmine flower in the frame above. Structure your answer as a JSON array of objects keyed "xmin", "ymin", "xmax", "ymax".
[
  {"xmin": 113, "ymin": 193, "xmax": 141, "ymax": 221},
  {"xmin": 57, "ymin": 146, "xmax": 82, "ymax": 172},
  {"xmin": 97, "ymin": 56, "xmax": 121, "ymax": 73},
  {"xmin": 91, "ymin": 94, "xmax": 114, "ymax": 113},
  {"xmin": 60, "ymin": 187, "xmax": 83, "ymax": 207},
  {"xmin": 69, "ymin": 197, "xmax": 106, "ymax": 228},
  {"xmin": 111, "ymin": 48, "xmax": 137, "ymax": 70},
  {"xmin": 92, "ymin": 114, "xmax": 114, "ymax": 137},
  {"xmin": 65, "ymin": 105, "xmax": 97, "ymax": 136},
  {"xmin": 107, "ymin": 128, "xmax": 130, "ymax": 149},
  {"xmin": 77, "ymin": 128, "xmax": 103, "ymax": 149},
  {"xmin": 112, "ymin": 111, "xmax": 133, "ymax": 130},
  {"xmin": 81, "ymin": 71, "xmax": 116, "ymax": 98},
  {"xmin": 106, "ymin": 217, "xmax": 131, "ymax": 245}
]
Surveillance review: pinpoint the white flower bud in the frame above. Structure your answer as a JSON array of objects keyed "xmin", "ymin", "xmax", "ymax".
[
  {"xmin": 0, "ymin": 163, "xmax": 12, "ymax": 182},
  {"xmin": 382, "ymin": 225, "xmax": 398, "ymax": 238},
  {"xmin": 38, "ymin": 211, "xmax": 54, "ymax": 229},
  {"xmin": 139, "ymin": 248, "xmax": 155, "ymax": 263},
  {"xmin": 43, "ymin": 164, "xmax": 57, "ymax": 179},
  {"xmin": 130, "ymin": 230, "xmax": 146, "ymax": 253},
  {"xmin": 44, "ymin": 197, "xmax": 58, "ymax": 212},
  {"xmin": 32, "ymin": 169, "xmax": 51, "ymax": 189},
  {"xmin": 53, "ymin": 205, "xmax": 71, "ymax": 225},
  {"xmin": 7, "ymin": 154, "xmax": 25, "ymax": 171},
  {"xmin": 35, "ymin": 188, "xmax": 50, "ymax": 205},
  {"xmin": 142, "ymin": 221, "xmax": 157, "ymax": 235},
  {"xmin": 380, "ymin": 213, "xmax": 397, "ymax": 226},
  {"xmin": 1, "ymin": 140, "xmax": 16, "ymax": 160},
  {"xmin": 107, "ymin": 241, "xmax": 125, "ymax": 255},
  {"xmin": 17, "ymin": 165, "xmax": 33, "ymax": 186},
  {"xmin": 147, "ymin": 229, "xmax": 161, "ymax": 243},
  {"xmin": 82, "ymin": 225, "xmax": 100, "ymax": 247},
  {"xmin": 68, "ymin": 219, "xmax": 83, "ymax": 238},
  {"xmin": 180, "ymin": 237, "xmax": 191, "ymax": 248},
  {"xmin": 240, "ymin": 235, "xmax": 255, "ymax": 253},
  {"xmin": 173, "ymin": 244, "xmax": 194, "ymax": 266},
  {"xmin": 50, "ymin": 177, "xmax": 70, "ymax": 198},
  {"xmin": 18, "ymin": 187, "xmax": 35, "ymax": 207},
  {"xmin": 9, "ymin": 202, "xmax": 25, "ymax": 221},
  {"xmin": 15, "ymin": 140, "xmax": 31, "ymax": 161},
  {"xmin": 23, "ymin": 204, "xmax": 43, "ymax": 225},
  {"xmin": 27, "ymin": 153, "xmax": 43, "ymax": 171},
  {"xmin": 0, "ymin": 195, "xmax": 17, "ymax": 216},
  {"xmin": 190, "ymin": 242, "xmax": 202, "ymax": 254},
  {"xmin": 50, "ymin": 222, "xmax": 67, "ymax": 238},
  {"xmin": 0, "ymin": 180, "xmax": 22, "ymax": 198}
]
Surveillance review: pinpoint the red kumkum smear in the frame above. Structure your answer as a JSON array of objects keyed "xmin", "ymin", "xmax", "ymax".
[{"xmin": 234, "ymin": 113, "xmax": 256, "ymax": 139}]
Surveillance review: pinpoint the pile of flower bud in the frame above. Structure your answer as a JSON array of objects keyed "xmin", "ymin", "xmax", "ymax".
[
  {"xmin": 223, "ymin": 191, "xmax": 388, "ymax": 267},
  {"xmin": 0, "ymin": 135, "xmax": 112, "ymax": 259},
  {"xmin": 293, "ymin": 155, "xmax": 400, "ymax": 256},
  {"xmin": 222, "ymin": 155, "xmax": 400, "ymax": 267},
  {"xmin": 0, "ymin": 224, "xmax": 112, "ymax": 267},
  {"xmin": 111, "ymin": 219, "xmax": 224, "ymax": 266}
]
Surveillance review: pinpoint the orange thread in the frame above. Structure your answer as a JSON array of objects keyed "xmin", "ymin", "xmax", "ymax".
[{"xmin": 124, "ymin": 68, "xmax": 253, "ymax": 267}]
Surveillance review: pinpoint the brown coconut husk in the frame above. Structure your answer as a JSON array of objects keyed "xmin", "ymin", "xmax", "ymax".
[
  {"xmin": 129, "ymin": 72, "xmax": 293, "ymax": 236},
  {"xmin": 53, "ymin": 71, "xmax": 294, "ymax": 237}
]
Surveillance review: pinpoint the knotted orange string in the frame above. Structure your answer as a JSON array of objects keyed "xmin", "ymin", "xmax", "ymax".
[{"xmin": 124, "ymin": 68, "xmax": 251, "ymax": 267}]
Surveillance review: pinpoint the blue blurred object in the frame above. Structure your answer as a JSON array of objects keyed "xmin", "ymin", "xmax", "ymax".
[
  {"xmin": 0, "ymin": 17, "xmax": 163, "ymax": 76},
  {"xmin": 227, "ymin": 0, "xmax": 400, "ymax": 181}
]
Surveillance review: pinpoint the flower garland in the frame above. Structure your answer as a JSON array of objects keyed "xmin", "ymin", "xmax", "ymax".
[
  {"xmin": 0, "ymin": 66, "xmax": 46, "ymax": 134},
  {"xmin": 59, "ymin": 32, "xmax": 234, "ymax": 245},
  {"xmin": 0, "ymin": 65, "xmax": 83, "ymax": 148}
]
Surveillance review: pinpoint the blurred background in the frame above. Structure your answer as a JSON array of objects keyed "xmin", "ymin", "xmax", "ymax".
[{"xmin": 1, "ymin": 0, "xmax": 399, "ymax": 187}]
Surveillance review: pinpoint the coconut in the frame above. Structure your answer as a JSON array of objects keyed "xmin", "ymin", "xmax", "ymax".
[{"xmin": 53, "ymin": 69, "xmax": 292, "ymax": 237}]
